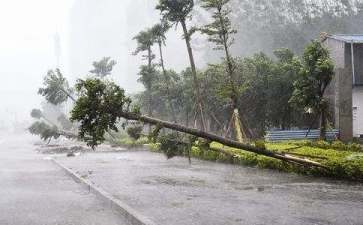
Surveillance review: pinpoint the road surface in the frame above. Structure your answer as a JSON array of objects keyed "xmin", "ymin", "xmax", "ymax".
[
  {"xmin": 0, "ymin": 133, "xmax": 129, "ymax": 225},
  {"xmin": 58, "ymin": 150, "xmax": 363, "ymax": 225}
]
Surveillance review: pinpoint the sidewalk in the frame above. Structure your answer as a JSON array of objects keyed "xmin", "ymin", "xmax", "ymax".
[{"xmin": 0, "ymin": 134, "xmax": 128, "ymax": 225}]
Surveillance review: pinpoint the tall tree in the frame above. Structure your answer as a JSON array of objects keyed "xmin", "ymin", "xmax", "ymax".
[
  {"xmin": 150, "ymin": 21, "xmax": 178, "ymax": 122},
  {"xmin": 290, "ymin": 40, "xmax": 334, "ymax": 140},
  {"xmin": 156, "ymin": 0, "xmax": 207, "ymax": 131},
  {"xmin": 133, "ymin": 29, "xmax": 158, "ymax": 132},
  {"xmin": 268, "ymin": 48, "xmax": 304, "ymax": 130},
  {"xmin": 89, "ymin": 57, "xmax": 117, "ymax": 78},
  {"xmin": 200, "ymin": 0, "xmax": 251, "ymax": 141}
]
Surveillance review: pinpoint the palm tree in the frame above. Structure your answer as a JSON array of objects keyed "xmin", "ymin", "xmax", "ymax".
[
  {"xmin": 89, "ymin": 57, "xmax": 117, "ymax": 78},
  {"xmin": 133, "ymin": 29, "xmax": 158, "ymax": 133}
]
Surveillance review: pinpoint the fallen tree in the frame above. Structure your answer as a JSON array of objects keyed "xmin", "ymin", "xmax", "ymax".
[
  {"xmin": 119, "ymin": 112, "xmax": 326, "ymax": 168},
  {"xmin": 69, "ymin": 78, "xmax": 326, "ymax": 169},
  {"xmin": 28, "ymin": 121, "xmax": 77, "ymax": 143}
]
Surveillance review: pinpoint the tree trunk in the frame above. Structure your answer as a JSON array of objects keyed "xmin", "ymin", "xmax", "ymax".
[
  {"xmin": 147, "ymin": 47, "xmax": 153, "ymax": 134},
  {"xmin": 158, "ymin": 41, "xmax": 177, "ymax": 123},
  {"xmin": 180, "ymin": 19, "xmax": 207, "ymax": 132},
  {"xmin": 217, "ymin": 9, "xmax": 251, "ymax": 141},
  {"xmin": 320, "ymin": 109, "xmax": 327, "ymax": 140},
  {"xmin": 60, "ymin": 87, "xmax": 76, "ymax": 102},
  {"xmin": 119, "ymin": 111, "xmax": 326, "ymax": 168}
]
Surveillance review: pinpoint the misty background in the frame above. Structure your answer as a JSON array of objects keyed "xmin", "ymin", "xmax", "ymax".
[{"xmin": 1, "ymin": 0, "xmax": 362, "ymax": 131}]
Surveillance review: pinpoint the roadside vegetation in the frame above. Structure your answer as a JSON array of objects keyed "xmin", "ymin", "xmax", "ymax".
[{"xmin": 147, "ymin": 140, "xmax": 363, "ymax": 181}]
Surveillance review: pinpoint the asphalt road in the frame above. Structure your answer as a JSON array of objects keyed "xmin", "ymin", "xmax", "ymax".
[
  {"xmin": 0, "ymin": 133, "xmax": 129, "ymax": 225},
  {"xmin": 58, "ymin": 150, "xmax": 363, "ymax": 225}
]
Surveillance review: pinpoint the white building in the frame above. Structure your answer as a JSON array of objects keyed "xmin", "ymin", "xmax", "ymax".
[{"xmin": 324, "ymin": 34, "xmax": 363, "ymax": 140}]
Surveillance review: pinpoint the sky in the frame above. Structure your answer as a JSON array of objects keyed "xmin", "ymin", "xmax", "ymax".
[
  {"xmin": 0, "ymin": 0, "xmax": 74, "ymax": 128},
  {"xmin": 0, "ymin": 0, "xmax": 206, "ymax": 129}
]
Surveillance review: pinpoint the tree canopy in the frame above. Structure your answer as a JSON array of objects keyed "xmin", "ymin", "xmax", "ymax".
[
  {"xmin": 70, "ymin": 78, "xmax": 132, "ymax": 148},
  {"xmin": 38, "ymin": 69, "xmax": 74, "ymax": 105},
  {"xmin": 156, "ymin": 0, "xmax": 194, "ymax": 24},
  {"xmin": 290, "ymin": 40, "xmax": 334, "ymax": 139}
]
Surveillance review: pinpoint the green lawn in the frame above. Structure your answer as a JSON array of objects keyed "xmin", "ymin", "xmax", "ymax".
[
  {"xmin": 188, "ymin": 141, "xmax": 363, "ymax": 181},
  {"xmin": 110, "ymin": 134, "xmax": 363, "ymax": 181}
]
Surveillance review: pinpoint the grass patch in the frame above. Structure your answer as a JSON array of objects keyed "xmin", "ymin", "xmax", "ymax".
[
  {"xmin": 152, "ymin": 140, "xmax": 363, "ymax": 182},
  {"xmin": 105, "ymin": 132, "xmax": 149, "ymax": 148},
  {"xmin": 108, "ymin": 131, "xmax": 363, "ymax": 181}
]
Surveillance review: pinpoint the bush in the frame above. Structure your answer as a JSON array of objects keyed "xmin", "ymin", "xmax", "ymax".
[
  {"xmin": 126, "ymin": 125, "xmax": 143, "ymax": 140},
  {"xmin": 149, "ymin": 140, "xmax": 363, "ymax": 181}
]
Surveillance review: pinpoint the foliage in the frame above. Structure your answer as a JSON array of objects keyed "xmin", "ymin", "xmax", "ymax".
[
  {"xmin": 134, "ymin": 48, "xmax": 308, "ymax": 137},
  {"xmin": 70, "ymin": 78, "xmax": 131, "ymax": 148},
  {"xmin": 133, "ymin": 28, "xmax": 159, "ymax": 124},
  {"xmin": 57, "ymin": 114, "xmax": 73, "ymax": 131},
  {"xmin": 267, "ymin": 49, "xmax": 304, "ymax": 129},
  {"xmin": 157, "ymin": 133, "xmax": 199, "ymax": 159},
  {"xmin": 286, "ymin": 140, "xmax": 363, "ymax": 152},
  {"xmin": 126, "ymin": 124, "xmax": 143, "ymax": 140},
  {"xmin": 151, "ymin": 141, "xmax": 363, "ymax": 181},
  {"xmin": 156, "ymin": 0, "xmax": 194, "ymax": 24},
  {"xmin": 150, "ymin": 21, "xmax": 170, "ymax": 47},
  {"xmin": 38, "ymin": 69, "xmax": 73, "ymax": 105},
  {"xmin": 30, "ymin": 109, "xmax": 43, "ymax": 119},
  {"xmin": 28, "ymin": 121, "xmax": 60, "ymax": 142},
  {"xmin": 200, "ymin": 0, "xmax": 236, "ymax": 51},
  {"xmin": 137, "ymin": 65, "xmax": 159, "ymax": 89},
  {"xmin": 290, "ymin": 40, "xmax": 334, "ymax": 139},
  {"xmin": 133, "ymin": 30, "xmax": 156, "ymax": 59},
  {"xmin": 212, "ymin": 0, "xmax": 363, "ymax": 59},
  {"xmin": 90, "ymin": 57, "xmax": 117, "ymax": 78}
]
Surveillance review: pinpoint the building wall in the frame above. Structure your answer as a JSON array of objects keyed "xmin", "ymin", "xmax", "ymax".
[
  {"xmin": 339, "ymin": 43, "xmax": 353, "ymax": 141},
  {"xmin": 324, "ymin": 38, "xmax": 353, "ymax": 141},
  {"xmin": 352, "ymin": 44, "xmax": 363, "ymax": 137},
  {"xmin": 353, "ymin": 87, "xmax": 363, "ymax": 137},
  {"xmin": 353, "ymin": 44, "xmax": 363, "ymax": 85},
  {"xmin": 324, "ymin": 38, "xmax": 344, "ymax": 128}
]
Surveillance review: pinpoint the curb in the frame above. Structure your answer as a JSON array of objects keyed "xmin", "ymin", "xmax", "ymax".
[{"xmin": 51, "ymin": 158, "xmax": 158, "ymax": 225}]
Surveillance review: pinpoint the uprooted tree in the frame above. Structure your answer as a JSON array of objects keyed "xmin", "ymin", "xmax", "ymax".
[
  {"xmin": 69, "ymin": 77, "xmax": 326, "ymax": 168},
  {"xmin": 28, "ymin": 121, "xmax": 76, "ymax": 143},
  {"xmin": 30, "ymin": 69, "xmax": 78, "ymax": 143}
]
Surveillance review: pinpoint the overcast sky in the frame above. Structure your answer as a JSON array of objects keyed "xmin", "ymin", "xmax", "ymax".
[
  {"xmin": 0, "ymin": 0, "xmax": 74, "ymax": 127},
  {"xmin": 0, "ymin": 0, "xmax": 207, "ymax": 129}
]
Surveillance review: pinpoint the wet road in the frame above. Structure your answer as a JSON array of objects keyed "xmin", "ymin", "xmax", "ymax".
[
  {"xmin": 0, "ymin": 134, "xmax": 129, "ymax": 225},
  {"xmin": 58, "ymin": 150, "xmax": 363, "ymax": 225}
]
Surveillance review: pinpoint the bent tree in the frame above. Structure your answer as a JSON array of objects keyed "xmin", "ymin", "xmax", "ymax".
[
  {"xmin": 32, "ymin": 69, "xmax": 77, "ymax": 142},
  {"xmin": 290, "ymin": 40, "xmax": 334, "ymax": 140},
  {"xmin": 38, "ymin": 69, "xmax": 75, "ymax": 103},
  {"xmin": 70, "ymin": 77, "xmax": 325, "ymax": 168},
  {"xmin": 156, "ymin": 0, "xmax": 207, "ymax": 131},
  {"xmin": 200, "ymin": 0, "xmax": 251, "ymax": 141}
]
